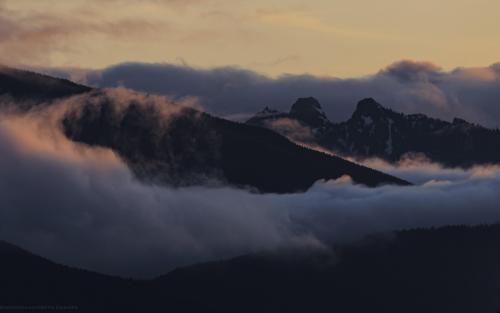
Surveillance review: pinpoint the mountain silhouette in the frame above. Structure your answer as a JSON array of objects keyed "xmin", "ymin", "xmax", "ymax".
[
  {"xmin": 247, "ymin": 97, "xmax": 500, "ymax": 167},
  {"xmin": 2, "ymin": 223, "xmax": 500, "ymax": 312},
  {"xmin": 0, "ymin": 66, "xmax": 91, "ymax": 106},
  {"xmin": 289, "ymin": 97, "xmax": 329, "ymax": 128},
  {"xmin": 0, "ymin": 240, "xmax": 202, "ymax": 313},
  {"xmin": 61, "ymin": 91, "xmax": 409, "ymax": 193},
  {"xmin": 0, "ymin": 68, "xmax": 409, "ymax": 193}
]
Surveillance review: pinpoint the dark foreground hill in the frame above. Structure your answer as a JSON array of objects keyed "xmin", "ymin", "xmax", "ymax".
[
  {"xmin": 2, "ymin": 223, "xmax": 500, "ymax": 313},
  {"xmin": 0, "ymin": 240, "xmax": 202, "ymax": 313},
  {"xmin": 248, "ymin": 97, "xmax": 500, "ymax": 167}
]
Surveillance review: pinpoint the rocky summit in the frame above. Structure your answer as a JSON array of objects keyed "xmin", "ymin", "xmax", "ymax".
[{"xmin": 247, "ymin": 97, "xmax": 500, "ymax": 167}]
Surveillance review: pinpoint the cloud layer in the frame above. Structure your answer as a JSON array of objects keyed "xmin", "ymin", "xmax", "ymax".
[
  {"xmin": 44, "ymin": 60, "xmax": 500, "ymax": 128},
  {"xmin": 0, "ymin": 99, "xmax": 305, "ymax": 278},
  {"xmin": 1, "ymin": 90, "xmax": 500, "ymax": 279}
]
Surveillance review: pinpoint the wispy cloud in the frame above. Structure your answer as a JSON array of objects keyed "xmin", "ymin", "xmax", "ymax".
[
  {"xmin": 250, "ymin": 54, "xmax": 302, "ymax": 68},
  {"xmin": 255, "ymin": 8, "xmax": 401, "ymax": 41},
  {"xmin": 0, "ymin": 3, "xmax": 163, "ymax": 66}
]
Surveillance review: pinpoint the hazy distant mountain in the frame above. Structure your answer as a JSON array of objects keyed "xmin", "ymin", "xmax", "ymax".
[
  {"xmin": 248, "ymin": 97, "xmax": 500, "ymax": 167},
  {"xmin": 3, "ymin": 223, "xmax": 500, "ymax": 312}
]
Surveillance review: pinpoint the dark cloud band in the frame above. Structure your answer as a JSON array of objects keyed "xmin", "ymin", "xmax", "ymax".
[{"xmin": 43, "ymin": 60, "xmax": 500, "ymax": 128}]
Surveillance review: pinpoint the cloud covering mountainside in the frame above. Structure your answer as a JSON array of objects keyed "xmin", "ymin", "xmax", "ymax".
[{"xmin": 2, "ymin": 90, "xmax": 500, "ymax": 277}]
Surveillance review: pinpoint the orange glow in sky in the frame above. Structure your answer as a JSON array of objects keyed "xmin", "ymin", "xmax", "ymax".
[{"xmin": 1, "ymin": 0, "xmax": 499, "ymax": 77}]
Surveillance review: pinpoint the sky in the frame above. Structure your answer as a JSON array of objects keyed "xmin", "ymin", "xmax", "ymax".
[{"xmin": 2, "ymin": 0, "xmax": 500, "ymax": 77}]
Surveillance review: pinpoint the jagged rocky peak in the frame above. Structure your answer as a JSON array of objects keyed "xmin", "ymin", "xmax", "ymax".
[
  {"xmin": 290, "ymin": 97, "xmax": 323, "ymax": 114},
  {"xmin": 407, "ymin": 113, "xmax": 427, "ymax": 121},
  {"xmin": 451, "ymin": 117, "xmax": 477, "ymax": 133},
  {"xmin": 354, "ymin": 98, "xmax": 384, "ymax": 114},
  {"xmin": 452, "ymin": 117, "xmax": 471, "ymax": 125},
  {"xmin": 256, "ymin": 106, "xmax": 281, "ymax": 116},
  {"xmin": 246, "ymin": 106, "xmax": 286, "ymax": 126},
  {"xmin": 289, "ymin": 97, "xmax": 329, "ymax": 127},
  {"xmin": 351, "ymin": 98, "xmax": 395, "ymax": 123}
]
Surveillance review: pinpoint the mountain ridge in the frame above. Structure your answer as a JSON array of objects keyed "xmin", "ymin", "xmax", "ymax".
[
  {"xmin": 0, "ymin": 65, "xmax": 91, "ymax": 105},
  {"xmin": 0, "ymin": 67, "xmax": 410, "ymax": 193},
  {"xmin": 247, "ymin": 97, "xmax": 500, "ymax": 167},
  {"xmin": 62, "ymin": 92, "xmax": 410, "ymax": 193},
  {"xmin": 2, "ymin": 223, "xmax": 500, "ymax": 312}
]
